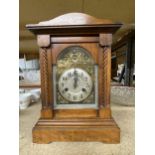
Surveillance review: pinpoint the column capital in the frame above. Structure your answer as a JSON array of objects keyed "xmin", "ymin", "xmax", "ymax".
[{"xmin": 37, "ymin": 35, "xmax": 50, "ymax": 48}]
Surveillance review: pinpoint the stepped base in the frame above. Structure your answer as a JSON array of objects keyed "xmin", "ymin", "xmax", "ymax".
[{"xmin": 32, "ymin": 118, "xmax": 120, "ymax": 143}]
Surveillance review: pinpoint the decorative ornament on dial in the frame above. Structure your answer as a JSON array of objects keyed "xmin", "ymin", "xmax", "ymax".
[{"xmin": 58, "ymin": 68, "xmax": 93, "ymax": 102}]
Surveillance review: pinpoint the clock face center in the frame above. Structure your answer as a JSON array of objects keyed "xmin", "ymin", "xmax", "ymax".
[{"xmin": 58, "ymin": 68, "xmax": 93, "ymax": 102}]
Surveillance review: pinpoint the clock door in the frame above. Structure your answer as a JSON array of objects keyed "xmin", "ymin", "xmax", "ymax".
[{"xmin": 52, "ymin": 44, "xmax": 98, "ymax": 110}]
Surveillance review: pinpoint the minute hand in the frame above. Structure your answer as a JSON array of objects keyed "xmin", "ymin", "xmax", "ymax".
[{"xmin": 73, "ymin": 69, "xmax": 78, "ymax": 89}]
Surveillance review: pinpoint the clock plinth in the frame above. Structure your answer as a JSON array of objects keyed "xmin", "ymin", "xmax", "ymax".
[
  {"xmin": 26, "ymin": 13, "xmax": 122, "ymax": 143},
  {"xmin": 32, "ymin": 118, "xmax": 120, "ymax": 143}
]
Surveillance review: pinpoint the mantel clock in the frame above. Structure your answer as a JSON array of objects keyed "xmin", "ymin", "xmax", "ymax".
[{"xmin": 26, "ymin": 13, "xmax": 122, "ymax": 143}]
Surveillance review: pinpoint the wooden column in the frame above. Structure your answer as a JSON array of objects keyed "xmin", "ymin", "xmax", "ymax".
[
  {"xmin": 37, "ymin": 35, "xmax": 53, "ymax": 119},
  {"xmin": 98, "ymin": 34, "xmax": 112, "ymax": 118}
]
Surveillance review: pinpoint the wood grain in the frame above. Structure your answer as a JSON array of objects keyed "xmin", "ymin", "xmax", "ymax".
[
  {"xmin": 39, "ymin": 48, "xmax": 48, "ymax": 108},
  {"xmin": 33, "ymin": 118, "xmax": 120, "ymax": 143},
  {"xmin": 37, "ymin": 35, "xmax": 50, "ymax": 47},
  {"xmin": 102, "ymin": 47, "xmax": 111, "ymax": 107},
  {"xmin": 54, "ymin": 109, "xmax": 97, "ymax": 118},
  {"xmin": 41, "ymin": 108, "xmax": 53, "ymax": 119},
  {"xmin": 51, "ymin": 36, "xmax": 99, "ymax": 44},
  {"xmin": 99, "ymin": 34, "xmax": 112, "ymax": 46},
  {"xmin": 39, "ymin": 47, "xmax": 53, "ymax": 111},
  {"xmin": 98, "ymin": 46, "xmax": 104, "ymax": 108},
  {"xmin": 99, "ymin": 107, "xmax": 112, "ymax": 119}
]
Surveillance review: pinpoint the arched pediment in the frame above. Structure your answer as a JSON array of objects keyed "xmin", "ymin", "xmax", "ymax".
[{"xmin": 37, "ymin": 12, "xmax": 113, "ymax": 26}]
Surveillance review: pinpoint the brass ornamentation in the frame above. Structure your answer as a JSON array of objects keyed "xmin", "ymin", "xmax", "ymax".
[{"xmin": 56, "ymin": 46, "xmax": 96, "ymax": 105}]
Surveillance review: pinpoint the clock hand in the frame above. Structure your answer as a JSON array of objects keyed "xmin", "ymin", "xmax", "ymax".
[{"xmin": 73, "ymin": 68, "xmax": 78, "ymax": 89}]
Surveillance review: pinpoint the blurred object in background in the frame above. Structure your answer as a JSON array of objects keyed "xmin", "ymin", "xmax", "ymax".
[
  {"xmin": 112, "ymin": 30, "xmax": 135, "ymax": 86},
  {"xmin": 19, "ymin": 88, "xmax": 41, "ymax": 110},
  {"xmin": 19, "ymin": 67, "xmax": 24, "ymax": 81},
  {"xmin": 19, "ymin": 58, "xmax": 40, "ymax": 84},
  {"xmin": 111, "ymin": 86, "xmax": 135, "ymax": 106},
  {"xmin": 19, "ymin": 92, "xmax": 32, "ymax": 110}
]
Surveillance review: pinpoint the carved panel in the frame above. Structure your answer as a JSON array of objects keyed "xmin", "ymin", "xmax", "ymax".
[
  {"xmin": 98, "ymin": 47, "xmax": 104, "ymax": 108},
  {"xmin": 39, "ymin": 48, "xmax": 49, "ymax": 108},
  {"xmin": 103, "ymin": 47, "xmax": 111, "ymax": 107},
  {"xmin": 98, "ymin": 46, "xmax": 111, "ymax": 108}
]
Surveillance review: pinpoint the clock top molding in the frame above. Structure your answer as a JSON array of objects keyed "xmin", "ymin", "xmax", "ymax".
[{"xmin": 26, "ymin": 12, "xmax": 122, "ymax": 36}]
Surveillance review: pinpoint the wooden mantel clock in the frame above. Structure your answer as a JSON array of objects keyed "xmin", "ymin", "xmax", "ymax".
[{"xmin": 26, "ymin": 13, "xmax": 122, "ymax": 143}]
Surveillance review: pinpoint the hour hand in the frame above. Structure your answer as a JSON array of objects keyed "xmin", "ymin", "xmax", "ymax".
[
  {"xmin": 73, "ymin": 76, "xmax": 78, "ymax": 88},
  {"xmin": 73, "ymin": 69, "xmax": 78, "ymax": 89}
]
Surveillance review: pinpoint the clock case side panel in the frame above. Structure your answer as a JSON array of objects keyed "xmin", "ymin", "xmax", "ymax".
[{"xmin": 51, "ymin": 37, "xmax": 99, "ymax": 118}]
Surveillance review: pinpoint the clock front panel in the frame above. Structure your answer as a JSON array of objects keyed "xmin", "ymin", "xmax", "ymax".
[{"xmin": 53, "ymin": 45, "xmax": 98, "ymax": 109}]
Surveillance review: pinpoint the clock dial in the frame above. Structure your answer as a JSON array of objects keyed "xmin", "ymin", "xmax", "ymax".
[
  {"xmin": 54, "ymin": 46, "xmax": 97, "ymax": 106},
  {"xmin": 58, "ymin": 68, "xmax": 93, "ymax": 102}
]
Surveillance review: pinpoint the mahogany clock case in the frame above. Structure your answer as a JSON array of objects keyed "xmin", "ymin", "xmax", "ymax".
[{"xmin": 26, "ymin": 13, "xmax": 122, "ymax": 143}]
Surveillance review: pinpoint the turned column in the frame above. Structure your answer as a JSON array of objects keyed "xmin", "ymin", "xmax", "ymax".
[
  {"xmin": 37, "ymin": 35, "xmax": 53, "ymax": 118},
  {"xmin": 98, "ymin": 33, "xmax": 112, "ymax": 118}
]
